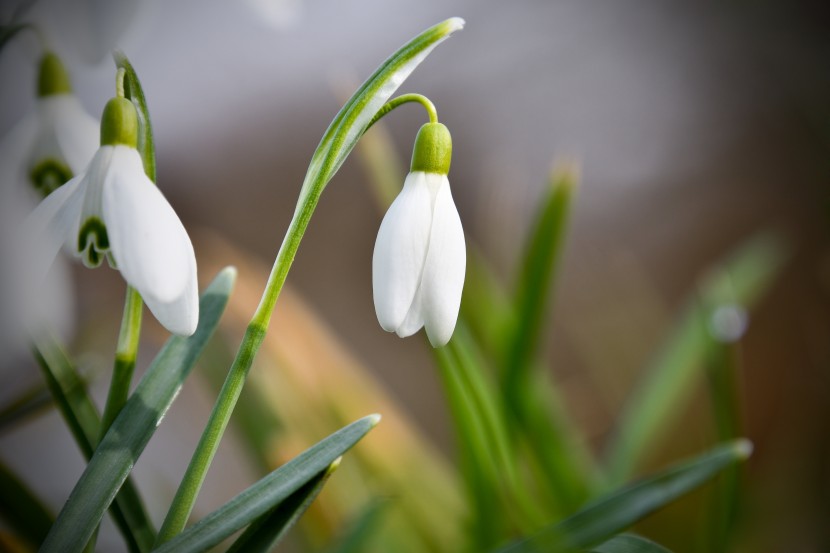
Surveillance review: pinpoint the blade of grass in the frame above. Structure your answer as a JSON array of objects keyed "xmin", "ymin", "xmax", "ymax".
[
  {"xmin": 605, "ymin": 233, "xmax": 787, "ymax": 484},
  {"xmin": 38, "ymin": 267, "xmax": 235, "ymax": 552},
  {"xmin": 590, "ymin": 533, "xmax": 672, "ymax": 553},
  {"xmin": 497, "ymin": 440, "xmax": 752, "ymax": 553},
  {"xmin": 152, "ymin": 416, "xmax": 378, "ymax": 553},
  {"xmin": 227, "ymin": 459, "xmax": 340, "ymax": 553},
  {"xmin": 0, "ymin": 459, "xmax": 53, "ymax": 548}
]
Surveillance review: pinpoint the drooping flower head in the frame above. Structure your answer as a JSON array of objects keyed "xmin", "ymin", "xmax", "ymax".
[
  {"xmin": 0, "ymin": 51, "xmax": 95, "ymax": 357},
  {"xmin": 373, "ymin": 122, "xmax": 466, "ymax": 347},
  {"xmin": 24, "ymin": 92, "xmax": 200, "ymax": 336}
]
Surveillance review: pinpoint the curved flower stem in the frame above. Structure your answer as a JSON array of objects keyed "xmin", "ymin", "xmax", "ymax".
[
  {"xmin": 155, "ymin": 17, "xmax": 464, "ymax": 545},
  {"xmin": 99, "ymin": 286, "xmax": 143, "ymax": 437},
  {"xmin": 367, "ymin": 93, "xmax": 438, "ymax": 131}
]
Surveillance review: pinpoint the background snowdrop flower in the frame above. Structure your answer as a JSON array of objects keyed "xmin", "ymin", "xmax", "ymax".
[
  {"xmin": 24, "ymin": 96, "xmax": 199, "ymax": 336},
  {"xmin": 0, "ymin": 52, "xmax": 91, "ymax": 362},
  {"xmin": 1, "ymin": 52, "xmax": 99, "ymax": 198},
  {"xmin": 373, "ymin": 122, "xmax": 465, "ymax": 347}
]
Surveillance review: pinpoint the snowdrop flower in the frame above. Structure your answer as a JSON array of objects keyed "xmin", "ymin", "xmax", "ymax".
[
  {"xmin": 2, "ymin": 52, "xmax": 99, "ymax": 198},
  {"xmin": 24, "ymin": 95, "xmax": 199, "ymax": 336},
  {"xmin": 0, "ymin": 52, "xmax": 92, "ymax": 358},
  {"xmin": 373, "ymin": 122, "xmax": 465, "ymax": 347}
]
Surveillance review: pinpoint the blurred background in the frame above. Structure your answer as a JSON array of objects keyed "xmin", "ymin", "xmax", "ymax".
[{"xmin": 1, "ymin": 0, "xmax": 828, "ymax": 551}]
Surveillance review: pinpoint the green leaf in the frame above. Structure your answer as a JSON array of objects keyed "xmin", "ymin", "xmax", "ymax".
[
  {"xmin": 39, "ymin": 267, "xmax": 236, "ymax": 553},
  {"xmin": 504, "ymin": 165, "xmax": 577, "ymax": 394},
  {"xmin": 33, "ymin": 333, "xmax": 155, "ymax": 553},
  {"xmin": 113, "ymin": 52, "xmax": 156, "ymax": 182},
  {"xmin": 497, "ymin": 440, "xmax": 752, "ymax": 553},
  {"xmin": 589, "ymin": 534, "xmax": 672, "ymax": 553},
  {"xmin": 152, "ymin": 415, "xmax": 379, "ymax": 553},
  {"xmin": 605, "ymin": 233, "xmax": 787, "ymax": 483},
  {"xmin": 227, "ymin": 460, "xmax": 339, "ymax": 553},
  {"xmin": 0, "ymin": 458, "xmax": 53, "ymax": 548},
  {"xmin": 500, "ymin": 166, "xmax": 596, "ymax": 509}
]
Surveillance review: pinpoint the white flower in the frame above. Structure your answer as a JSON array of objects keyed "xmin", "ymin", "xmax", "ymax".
[
  {"xmin": 27, "ymin": 94, "xmax": 100, "ymax": 196},
  {"xmin": 1, "ymin": 53, "xmax": 99, "ymax": 197},
  {"xmin": 372, "ymin": 123, "xmax": 465, "ymax": 347},
  {"xmin": 0, "ymin": 53, "xmax": 93, "ymax": 357},
  {"xmin": 23, "ymin": 98, "xmax": 199, "ymax": 336}
]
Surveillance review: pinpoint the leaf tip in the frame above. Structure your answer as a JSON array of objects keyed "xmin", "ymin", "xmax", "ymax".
[
  {"xmin": 220, "ymin": 265, "xmax": 238, "ymax": 282},
  {"xmin": 326, "ymin": 457, "xmax": 343, "ymax": 476},
  {"xmin": 368, "ymin": 413, "xmax": 382, "ymax": 427},
  {"xmin": 445, "ymin": 17, "xmax": 466, "ymax": 32}
]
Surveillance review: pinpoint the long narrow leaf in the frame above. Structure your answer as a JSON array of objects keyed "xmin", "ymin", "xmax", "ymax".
[
  {"xmin": 298, "ymin": 17, "xmax": 464, "ymax": 208},
  {"xmin": 33, "ymin": 333, "xmax": 155, "ymax": 552},
  {"xmin": 39, "ymin": 267, "xmax": 236, "ymax": 552},
  {"xmin": 152, "ymin": 415, "xmax": 379, "ymax": 553},
  {"xmin": 504, "ymin": 165, "xmax": 577, "ymax": 395},
  {"xmin": 228, "ymin": 460, "xmax": 339, "ymax": 553},
  {"xmin": 605, "ymin": 233, "xmax": 787, "ymax": 483},
  {"xmin": 0, "ymin": 459, "xmax": 53, "ymax": 548},
  {"xmin": 500, "ymin": 166, "xmax": 594, "ymax": 509},
  {"xmin": 497, "ymin": 440, "xmax": 752, "ymax": 553}
]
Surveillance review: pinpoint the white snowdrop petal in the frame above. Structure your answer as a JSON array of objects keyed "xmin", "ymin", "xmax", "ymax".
[
  {"xmin": 395, "ymin": 284, "xmax": 426, "ymax": 338},
  {"xmin": 48, "ymin": 95, "xmax": 100, "ymax": 174},
  {"xmin": 103, "ymin": 147, "xmax": 195, "ymax": 305},
  {"xmin": 141, "ymin": 259, "xmax": 199, "ymax": 336},
  {"xmin": 421, "ymin": 176, "xmax": 466, "ymax": 347},
  {"xmin": 372, "ymin": 172, "xmax": 433, "ymax": 332},
  {"xmin": 0, "ymin": 112, "xmax": 38, "ymax": 183},
  {"xmin": 21, "ymin": 175, "xmax": 85, "ymax": 285}
]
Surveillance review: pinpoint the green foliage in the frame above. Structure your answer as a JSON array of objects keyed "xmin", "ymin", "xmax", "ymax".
[{"xmin": 39, "ymin": 268, "xmax": 235, "ymax": 552}]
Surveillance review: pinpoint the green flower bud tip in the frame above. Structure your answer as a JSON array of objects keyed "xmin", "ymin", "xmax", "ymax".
[
  {"xmin": 37, "ymin": 52, "xmax": 72, "ymax": 97},
  {"xmin": 100, "ymin": 97, "xmax": 139, "ymax": 148},
  {"xmin": 410, "ymin": 122, "xmax": 452, "ymax": 175}
]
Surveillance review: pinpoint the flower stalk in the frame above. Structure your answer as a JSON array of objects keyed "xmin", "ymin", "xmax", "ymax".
[
  {"xmin": 156, "ymin": 17, "xmax": 465, "ymax": 544},
  {"xmin": 98, "ymin": 66, "xmax": 146, "ymax": 439}
]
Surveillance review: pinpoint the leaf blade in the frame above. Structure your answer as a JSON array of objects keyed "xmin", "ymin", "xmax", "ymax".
[
  {"xmin": 605, "ymin": 233, "xmax": 787, "ymax": 483},
  {"xmin": 227, "ymin": 460, "xmax": 339, "ymax": 553},
  {"xmin": 38, "ymin": 267, "xmax": 236, "ymax": 553},
  {"xmin": 497, "ymin": 440, "xmax": 752, "ymax": 552},
  {"xmin": 152, "ymin": 416, "xmax": 379, "ymax": 553}
]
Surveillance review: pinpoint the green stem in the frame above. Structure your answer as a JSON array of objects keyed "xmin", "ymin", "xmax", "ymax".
[
  {"xmin": 99, "ymin": 286, "xmax": 143, "ymax": 437},
  {"xmin": 367, "ymin": 93, "xmax": 438, "ymax": 131},
  {"xmin": 155, "ymin": 162, "xmax": 323, "ymax": 545},
  {"xmin": 155, "ymin": 18, "xmax": 463, "ymax": 543}
]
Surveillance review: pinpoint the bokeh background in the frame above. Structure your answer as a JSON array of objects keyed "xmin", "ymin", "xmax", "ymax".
[{"xmin": 1, "ymin": 0, "xmax": 828, "ymax": 551}]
